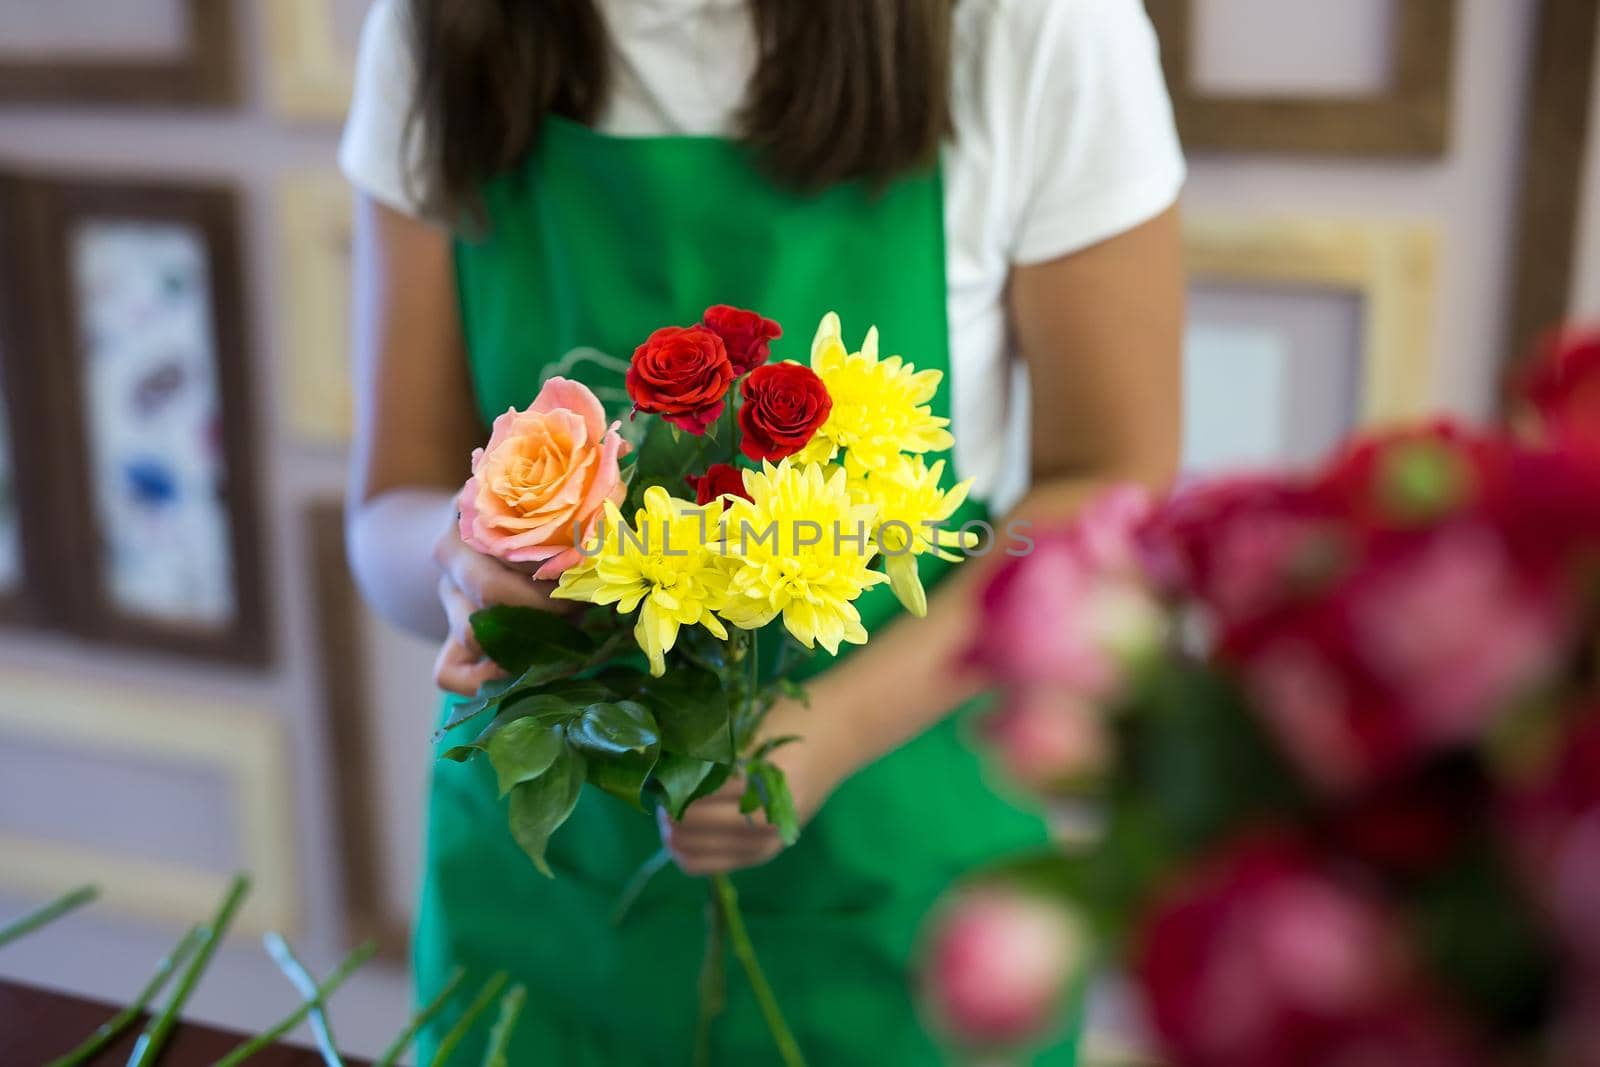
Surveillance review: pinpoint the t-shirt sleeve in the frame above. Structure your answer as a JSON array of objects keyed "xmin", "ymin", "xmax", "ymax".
[
  {"xmin": 338, "ymin": 0, "xmax": 428, "ymax": 218},
  {"xmin": 1008, "ymin": 0, "xmax": 1187, "ymax": 264}
]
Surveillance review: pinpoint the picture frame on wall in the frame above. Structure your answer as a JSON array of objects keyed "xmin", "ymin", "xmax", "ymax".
[
  {"xmin": 1145, "ymin": 0, "xmax": 1458, "ymax": 156},
  {"xmin": 264, "ymin": 0, "xmax": 365, "ymax": 121},
  {"xmin": 278, "ymin": 173, "xmax": 355, "ymax": 445},
  {"xmin": 1182, "ymin": 217, "xmax": 1440, "ymax": 474},
  {"xmin": 4, "ymin": 173, "xmax": 270, "ymax": 665},
  {"xmin": 0, "ymin": 0, "xmax": 235, "ymax": 106}
]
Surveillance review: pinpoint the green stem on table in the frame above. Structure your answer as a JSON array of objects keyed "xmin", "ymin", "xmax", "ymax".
[
  {"xmin": 373, "ymin": 966, "xmax": 467, "ymax": 1067},
  {"xmin": 711, "ymin": 874, "xmax": 806, "ymax": 1067},
  {"xmin": 0, "ymin": 885, "xmax": 98, "ymax": 950},
  {"xmin": 478, "ymin": 984, "xmax": 527, "ymax": 1067},
  {"xmin": 611, "ymin": 845, "xmax": 673, "ymax": 926},
  {"xmin": 211, "ymin": 940, "xmax": 377, "ymax": 1067},
  {"xmin": 693, "ymin": 892, "xmax": 726, "ymax": 1067},
  {"xmin": 127, "ymin": 874, "xmax": 251, "ymax": 1067},
  {"xmin": 44, "ymin": 926, "xmax": 202, "ymax": 1067},
  {"xmin": 427, "ymin": 971, "xmax": 509, "ymax": 1067},
  {"xmin": 263, "ymin": 932, "xmax": 344, "ymax": 1067}
]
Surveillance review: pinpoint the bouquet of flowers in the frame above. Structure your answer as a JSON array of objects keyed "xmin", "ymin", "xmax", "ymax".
[
  {"xmin": 918, "ymin": 329, "xmax": 1600, "ymax": 1067},
  {"xmin": 443, "ymin": 304, "xmax": 974, "ymax": 1065}
]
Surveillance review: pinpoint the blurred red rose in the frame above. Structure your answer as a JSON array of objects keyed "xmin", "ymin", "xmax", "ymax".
[
  {"xmin": 684, "ymin": 462, "xmax": 751, "ymax": 506},
  {"xmin": 738, "ymin": 362, "xmax": 832, "ymax": 462},
  {"xmin": 978, "ymin": 687, "xmax": 1109, "ymax": 795},
  {"xmin": 702, "ymin": 304, "xmax": 782, "ymax": 376},
  {"xmin": 1519, "ymin": 327, "xmax": 1600, "ymax": 454},
  {"xmin": 1314, "ymin": 420, "xmax": 1518, "ymax": 528},
  {"xmin": 625, "ymin": 324, "xmax": 735, "ymax": 434},
  {"xmin": 920, "ymin": 885, "xmax": 1085, "ymax": 1050},
  {"xmin": 1136, "ymin": 835, "xmax": 1463, "ymax": 1067},
  {"xmin": 1140, "ymin": 476, "xmax": 1348, "ymax": 628},
  {"xmin": 1321, "ymin": 758, "xmax": 1482, "ymax": 875},
  {"xmin": 1503, "ymin": 710, "xmax": 1600, "ymax": 969},
  {"xmin": 1230, "ymin": 523, "xmax": 1564, "ymax": 792}
]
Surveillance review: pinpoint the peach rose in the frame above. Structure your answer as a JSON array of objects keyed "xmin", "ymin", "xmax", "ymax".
[{"xmin": 457, "ymin": 377, "xmax": 630, "ymax": 579}]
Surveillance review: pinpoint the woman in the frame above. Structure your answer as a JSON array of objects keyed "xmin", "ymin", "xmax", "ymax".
[{"xmin": 341, "ymin": 0, "xmax": 1185, "ymax": 1061}]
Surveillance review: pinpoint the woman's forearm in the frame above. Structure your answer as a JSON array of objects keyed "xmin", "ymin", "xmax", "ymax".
[
  {"xmin": 792, "ymin": 477, "xmax": 1127, "ymax": 781},
  {"xmin": 347, "ymin": 487, "xmax": 455, "ymax": 642}
]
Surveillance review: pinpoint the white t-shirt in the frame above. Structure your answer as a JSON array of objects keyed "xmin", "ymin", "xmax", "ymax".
[{"xmin": 340, "ymin": 0, "xmax": 1186, "ymax": 512}]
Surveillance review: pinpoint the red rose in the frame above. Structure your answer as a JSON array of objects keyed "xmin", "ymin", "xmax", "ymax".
[
  {"xmin": 738, "ymin": 362, "xmax": 832, "ymax": 462},
  {"xmin": 625, "ymin": 325, "xmax": 735, "ymax": 435},
  {"xmin": 684, "ymin": 462, "xmax": 751, "ymax": 506},
  {"xmin": 1137, "ymin": 834, "xmax": 1442, "ymax": 1067},
  {"xmin": 702, "ymin": 304, "xmax": 782, "ymax": 376},
  {"xmin": 1519, "ymin": 327, "xmax": 1600, "ymax": 453}
]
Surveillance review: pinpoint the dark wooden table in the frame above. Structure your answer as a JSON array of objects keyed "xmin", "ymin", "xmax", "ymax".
[{"xmin": 0, "ymin": 979, "xmax": 372, "ymax": 1066}]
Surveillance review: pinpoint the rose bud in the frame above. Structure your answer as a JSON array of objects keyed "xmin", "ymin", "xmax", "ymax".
[
  {"xmin": 738, "ymin": 362, "xmax": 833, "ymax": 463},
  {"xmin": 920, "ymin": 885, "xmax": 1086, "ymax": 1051},
  {"xmin": 685, "ymin": 462, "xmax": 752, "ymax": 506},
  {"xmin": 979, "ymin": 687, "xmax": 1109, "ymax": 795},
  {"xmin": 702, "ymin": 304, "xmax": 782, "ymax": 376},
  {"xmin": 625, "ymin": 324, "xmax": 735, "ymax": 434}
]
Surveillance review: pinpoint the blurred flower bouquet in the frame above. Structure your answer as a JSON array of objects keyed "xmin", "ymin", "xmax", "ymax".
[
  {"xmin": 921, "ymin": 329, "xmax": 1600, "ymax": 1067},
  {"xmin": 444, "ymin": 305, "xmax": 972, "ymax": 1065}
]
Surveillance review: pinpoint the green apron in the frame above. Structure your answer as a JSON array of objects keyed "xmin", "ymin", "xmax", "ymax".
[{"xmin": 418, "ymin": 116, "xmax": 1076, "ymax": 1065}]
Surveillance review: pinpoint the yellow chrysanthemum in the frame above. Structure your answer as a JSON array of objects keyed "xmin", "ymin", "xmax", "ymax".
[
  {"xmin": 717, "ymin": 459, "xmax": 888, "ymax": 654},
  {"xmin": 553, "ymin": 486, "xmax": 729, "ymax": 676},
  {"xmin": 792, "ymin": 312, "xmax": 954, "ymax": 472},
  {"xmin": 850, "ymin": 455, "xmax": 978, "ymax": 617}
]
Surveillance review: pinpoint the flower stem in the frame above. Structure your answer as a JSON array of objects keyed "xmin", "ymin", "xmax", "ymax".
[
  {"xmin": 611, "ymin": 845, "xmax": 673, "ymax": 926},
  {"xmin": 0, "ymin": 885, "xmax": 98, "ymax": 950},
  {"xmin": 373, "ymin": 966, "xmax": 467, "ymax": 1067},
  {"xmin": 263, "ymin": 932, "xmax": 344, "ymax": 1066},
  {"xmin": 694, "ymin": 892, "xmax": 726, "ymax": 1067},
  {"xmin": 426, "ymin": 971, "xmax": 508, "ymax": 1067},
  {"xmin": 479, "ymin": 983, "xmax": 527, "ymax": 1067},
  {"xmin": 211, "ymin": 940, "xmax": 377, "ymax": 1067},
  {"xmin": 128, "ymin": 874, "xmax": 251, "ymax": 1067},
  {"xmin": 44, "ymin": 926, "xmax": 202, "ymax": 1067},
  {"xmin": 711, "ymin": 874, "xmax": 806, "ymax": 1067}
]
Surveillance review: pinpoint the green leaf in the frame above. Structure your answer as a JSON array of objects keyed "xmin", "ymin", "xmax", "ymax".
[
  {"xmin": 484, "ymin": 717, "xmax": 566, "ymax": 798},
  {"xmin": 568, "ymin": 701, "xmax": 660, "ymax": 757},
  {"xmin": 592, "ymin": 666, "xmax": 647, "ymax": 699},
  {"xmin": 748, "ymin": 735, "xmax": 800, "ymax": 761},
  {"xmin": 650, "ymin": 754, "xmax": 718, "ymax": 819},
  {"xmin": 741, "ymin": 759, "xmax": 800, "ymax": 845},
  {"xmin": 623, "ymin": 415, "xmax": 710, "ymax": 516},
  {"xmin": 641, "ymin": 667, "xmax": 734, "ymax": 762},
  {"xmin": 508, "ymin": 748, "xmax": 586, "ymax": 877},
  {"xmin": 570, "ymin": 702, "xmax": 660, "ymax": 810},
  {"xmin": 469, "ymin": 605, "xmax": 594, "ymax": 675}
]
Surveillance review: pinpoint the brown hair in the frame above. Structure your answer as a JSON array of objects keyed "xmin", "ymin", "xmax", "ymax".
[{"xmin": 405, "ymin": 0, "xmax": 954, "ymax": 220}]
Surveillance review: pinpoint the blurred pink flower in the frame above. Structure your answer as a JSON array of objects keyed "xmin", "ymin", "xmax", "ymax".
[
  {"xmin": 1234, "ymin": 523, "xmax": 1563, "ymax": 792},
  {"xmin": 979, "ymin": 687, "xmax": 1109, "ymax": 794},
  {"xmin": 970, "ymin": 488, "xmax": 1166, "ymax": 698},
  {"xmin": 1137, "ymin": 836, "xmax": 1455, "ymax": 1067},
  {"xmin": 920, "ymin": 885, "xmax": 1085, "ymax": 1050}
]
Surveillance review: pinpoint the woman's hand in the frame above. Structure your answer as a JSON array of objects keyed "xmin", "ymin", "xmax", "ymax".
[
  {"xmin": 658, "ymin": 699, "xmax": 854, "ymax": 875},
  {"xmin": 431, "ymin": 521, "xmax": 572, "ymax": 696}
]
